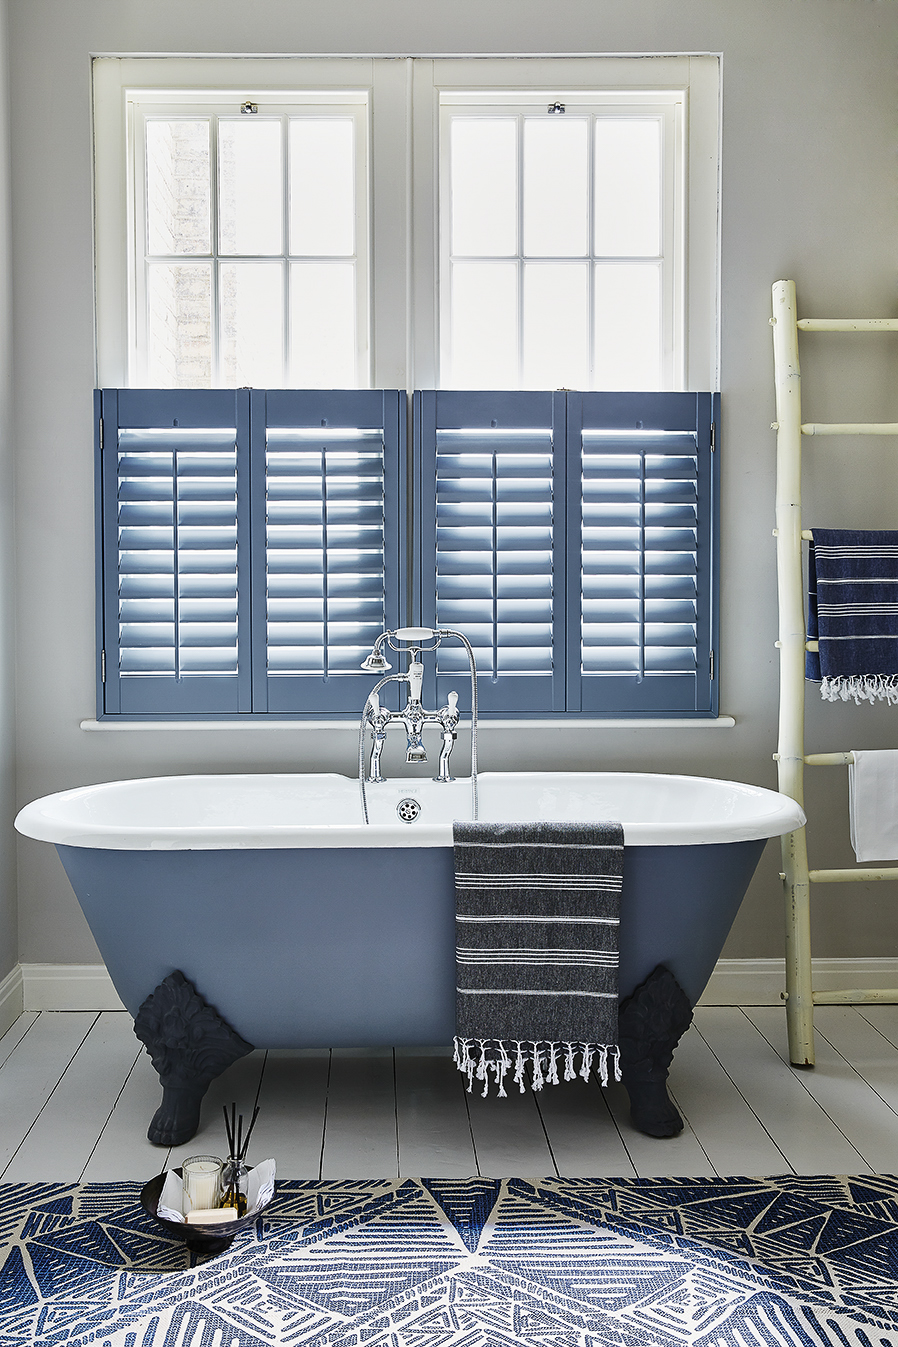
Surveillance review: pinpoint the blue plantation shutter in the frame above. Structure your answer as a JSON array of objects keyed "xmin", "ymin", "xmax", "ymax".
[
  {"xmin": 566, "ymin": 392, "xmax": 718, "ymax": 715},
  {"xmin": 99, "ymin": 388, "xmax": 715, "ymax": 719},
  {"xmin": 416, "ymin": 391, "xmax": 567, "ymax": 713},
  {"xmin": 99, "ymin": 389, "xmax": 251, "ymax": 716},
  {"xmin": 252, "ymin": 390, "xmax": 405, "ymax": 713}
]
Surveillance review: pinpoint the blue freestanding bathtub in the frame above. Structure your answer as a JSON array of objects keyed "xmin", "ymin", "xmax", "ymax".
[{"xmin": 16, "ymin": 770, "xmax": 805, "ymax": 1048}]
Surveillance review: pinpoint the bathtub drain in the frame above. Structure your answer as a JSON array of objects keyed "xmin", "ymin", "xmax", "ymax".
[{"xmin": 396, "ymin": 798, "xmax": 421, "ymax": 823}]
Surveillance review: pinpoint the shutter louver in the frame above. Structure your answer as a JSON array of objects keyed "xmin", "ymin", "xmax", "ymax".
[
  {"xmin": 569, "ymin": 392, "xmax": 716, "ymax": 715},
  {"xmin": 117, "ymin": 428, "xmax": 239, "ymax": 677},
  {"xmin": 266, "ymin": 428, "xmax": 387, "ymax": 674},
  {"xmin": 435, "ymin": 430, "xmax": 554, "ymax": 675},
  {"xmin": 100, "ymin": 389, "xmax": 251, "ymax": 716},
  {"xmin": 255, "ymin": 390, "xmax": 404, "ymax": 714},
  {"xmin": 417, "ymin": 391, "xmax": 566, "ymax": 713},
  {"xmin": 581, "ymin": 431, "xmax": 698, "ymax": 675}
]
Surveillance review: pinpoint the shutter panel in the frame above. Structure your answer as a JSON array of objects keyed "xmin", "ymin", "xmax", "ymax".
[
  {"xmin": 253, "ymin": 390, "xmax": 405, "ymax": 713},
  {"xmin": 99, "ymin": 389, "xmax": 251, "ymax": 716},
  {"xmin": 416, "ymin": 391, "xmax": 566, "ymax": 713},
  {"xmin": 566, "ymin": 391, "xmax": 717, "ymax": 714}
]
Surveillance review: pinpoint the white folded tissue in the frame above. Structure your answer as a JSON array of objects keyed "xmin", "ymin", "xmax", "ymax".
[
  {"xmin": 157, "ymin": 1159, "xmax": 276, "ymax": 1224},
  {"xmin": 849, "ymin": 750, "xmax": 898, "ymax": 863}
]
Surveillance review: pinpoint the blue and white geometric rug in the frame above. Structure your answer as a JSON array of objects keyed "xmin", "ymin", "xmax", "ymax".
[{"xmin": 3, "ymin": 1175, "xmax": 898, "ymax": 1346}]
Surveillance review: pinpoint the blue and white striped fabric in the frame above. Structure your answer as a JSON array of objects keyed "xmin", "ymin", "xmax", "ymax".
[
  {"xmin": 452, "ymin": 820, "xmax": 623, "ymax": 1097},
  {"xmin": 807, "ymin": 528, "xmax": 898, "ymax": 703}
]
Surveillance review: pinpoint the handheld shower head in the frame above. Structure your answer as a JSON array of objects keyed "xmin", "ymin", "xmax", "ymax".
[{"xmin": 360, "ymin": 646, "xmax": 391, "ymax": 672}]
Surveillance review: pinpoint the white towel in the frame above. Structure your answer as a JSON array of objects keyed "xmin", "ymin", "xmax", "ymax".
[{"xmin": 849, "ymin": 750, "xmax": 898, "ymax": 862}]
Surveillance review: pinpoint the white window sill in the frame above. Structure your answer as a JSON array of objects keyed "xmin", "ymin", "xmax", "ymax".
[{"xmin": 81, "ymin": 716, "xmax": 736, "ymax": 732}]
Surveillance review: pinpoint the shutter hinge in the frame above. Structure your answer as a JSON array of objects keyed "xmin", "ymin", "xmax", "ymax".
[
  {"xmin": 101, "ymin": 650, "xmax": 106, "ymax": 683},
  {"xmin": 710, "ymin": 649, "xmax": 715, "ymax": 681},
  {"xmin": 710, "ymin": 421, "xmax": 715, "ymax": 452},
  {"xmin": 98, "ymin": 417, "xmax": 103, "ymax": 451}
]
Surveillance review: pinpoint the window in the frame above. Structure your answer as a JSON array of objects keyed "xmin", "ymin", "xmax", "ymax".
[
  {"xmin": 93, "ymin": 56, "xmax": 720, "ymax": 719},
  {"xmin": 441, "ymin": 93, "xmax": 683, "ymax": 391},
  {"xmin": 128, "ymin": 91, "xmax": 368, "ymax": 388}
]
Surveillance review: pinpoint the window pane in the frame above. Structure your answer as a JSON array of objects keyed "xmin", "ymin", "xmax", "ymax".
[
  {"xmin": 147, "ymin": 263, "xmax": 212, "ymax": 387},
  {"xmin": 146, "ymin": 120, "xmax": 211, "ymax": 256},
  {"xmin": 523, "ymin": 118, "xmax": 588, "ymax": 257},
  {"xmin": 522, "ymin": 263, "xmax": 589, "ymax": 389},
  {"xmin": 290, "ymin": 262, "xmax": 356, "ymax": 387},
  {"xmin": 449, "ymin": 262, "xmax": 518, "ymax": 388},
  {"xmin": 594, "ymin": 263, "xmax": 661, "ymax": 390},
  {"xmin": 218, "ymin": 119, "xmax": 283, "ymax": 256},
  {"xmin": 594, "ymin": 119, "xmax": 662, "ymax": 257},
  {"xmin": 450, "ymin": 118, "xmax": 517, "ymax": 257},
  {"xmin": 289, "ymin": 119, "xmax": 355, "ymax": 257},
  {"xmin": 220, "ymin": 262, "xmax": 284, "ymax": 386}
]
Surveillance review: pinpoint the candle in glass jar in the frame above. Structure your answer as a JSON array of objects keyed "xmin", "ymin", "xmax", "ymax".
[{"xmin": 181, "ymin": 1156, "xmax": 222, "ymax": 1213}]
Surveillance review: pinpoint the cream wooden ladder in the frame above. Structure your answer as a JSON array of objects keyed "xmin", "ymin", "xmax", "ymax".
[{"xmin": 772, "ymin": 278, "xmax": 898, "ymax": 1067}]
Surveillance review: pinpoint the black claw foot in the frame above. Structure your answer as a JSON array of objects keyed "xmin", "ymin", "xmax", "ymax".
[
  {"xmin": 134, "ymin": 971, "xmax": 254, "ymax": 1147},
  {"xmin": 147, "ymin": 1085, "xmax": 205, "ymax": 1147},
  {"xmin": 622, "ymin": 1079, "xmax": 684, "ymax": 1137},
  {"xmin": 618, "ymin": 964, "xmax": 693, "ymax": 1139}
]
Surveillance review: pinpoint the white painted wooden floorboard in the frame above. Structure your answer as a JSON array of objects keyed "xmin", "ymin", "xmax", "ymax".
[
  {"xmin": 601, "ymin": 1077, "xmax": 714, "ymax": 1178},
  {"xmin": 321, "ymin": 1050, "xmax": 398, "ymax": 1179},
  {"xmin": 253, "ymin": 1050, "xmax": 330, "ymax": 1180},
  {"xmin": 856, "ymin": 1003, "xmax": 898, "ymax": 1052},
  {"xmin": 531, "ymin": 1074, "xmax": 636, "ymax": 1178},
  {"xmin": 465, "ymin": 1081, "xmax": 557, "ymax": 1178},
  {"xmin": 4, "ymin": 1013, "xmax": 141, "ymax": 1183},
  {"xmin": 697, "ymin": 1007, "xmax": 869, "ymax": 1175},
  {"xmin": 0, "ymin": 1012, "xmax": 98, "ymax": 1176},
  {"xmin": 166, "ymin": 1050, "xmax": 268, "ymax": 1172},
  {"xmin": 8, "ymin": 1008, "xmax": 898, "ymax": 1182},
  {"xmin": 81, "ymin": 1049, "xmax": 168, "ymax": 1184},
  {"xmin": 817, "ymin": 1006, "xmax": 898, "ymax": 1121},
  {"xmin": 746, "ymin": 1006, "xmax": 898, "ymax": 1175},
  {"xmin": 0, "ymin": 1012, "xmax": 37, "ymax": 1070},
  {"xmin": 676, "ymin": 1017, "xmax": 791, "ymax": 1177},
  {"xmin": 395, "ymin": 1052, "xmax": 478, "ymax": 1177}
]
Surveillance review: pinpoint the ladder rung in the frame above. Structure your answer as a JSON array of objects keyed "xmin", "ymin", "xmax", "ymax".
[
  {"xmin": 804, "ymin": 752, "xmax": 853, "ymax": 766},
  {"xmin": 798, "ymin": 318, "xmax": 898, "ymax": 332},
  {"xmin": 810, "ymin": 867, "xmax": 898, "ymax": 883},
  {"xmin": 802, "ymin": 422, "xmax": 898, "ymax": 436},
  {"xmin": 813, "ymin": 988, "xmax": 898, "ymax": 1004}
]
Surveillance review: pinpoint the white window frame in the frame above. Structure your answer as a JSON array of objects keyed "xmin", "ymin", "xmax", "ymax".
[{"xmin": 93, "ymin": 54, "xmax": 720, "ymax": 394}]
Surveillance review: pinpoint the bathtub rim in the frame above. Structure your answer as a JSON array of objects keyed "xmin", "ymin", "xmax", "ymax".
[{"xmin": 15, "ymin": 769, "xmax": 807, "ymax": 850}]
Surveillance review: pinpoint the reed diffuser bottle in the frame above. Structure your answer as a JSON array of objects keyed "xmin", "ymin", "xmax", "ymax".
[{"xmin": 221, "ymin": 1102, "xmax": 259, "ymax": 1217}]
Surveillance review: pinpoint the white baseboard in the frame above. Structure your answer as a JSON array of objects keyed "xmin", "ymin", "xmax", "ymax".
[
  {"xmin": 0, "ymin": 963, "xmax": 23, "ymax": 1036},
  {"xmin": 20, "ymin": 963, "xmax": 126, "ymax": 1012},
  {"xmin": 699, "ymin": 956, "xmax": 898, "ymax": 1006},
  {"xmin": 9, "ymin": 957, "xmax": 898, "ymax": 1014}
]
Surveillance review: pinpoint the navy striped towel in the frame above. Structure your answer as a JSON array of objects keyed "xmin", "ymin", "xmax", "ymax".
[
  {"xmin": 807, "ymin": 529, "xmax": 898, "ymax": 704},
  {"xmin": 452, "ymin": 820, "xmax": 623, "ymax": 1098}
]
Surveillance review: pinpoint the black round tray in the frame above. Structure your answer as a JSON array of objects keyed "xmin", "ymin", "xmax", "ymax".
[{"xmin": 140, "ymin": 1168, "xmax": 270, "ymax": 1255}]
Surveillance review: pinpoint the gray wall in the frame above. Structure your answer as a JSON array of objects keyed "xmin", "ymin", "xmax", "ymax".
[
  {"xmin": 0, "ymin": 0, "xmax": 15, "ymax": 983},
  {"xmin": 7, "ymin": 0, "xmax": 898, "ymax": 966}
]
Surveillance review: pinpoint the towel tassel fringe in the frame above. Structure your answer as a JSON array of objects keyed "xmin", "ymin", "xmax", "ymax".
[
  {"xmin": 452, "ymin": 1037, "xmax": 619, "ymax": 1097},
  {"xmin": 820, "ymin": 674, "xmax": 898, "ymax": 706}
]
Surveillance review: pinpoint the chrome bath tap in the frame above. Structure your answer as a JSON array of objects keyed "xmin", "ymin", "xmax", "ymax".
[
  {"xmin": 357, "ymin": 626, "xmax": 479, "ymax": 824},
  {"xmin": 363, "ymin": 652, "xmax": 461, "ymax": 783}
]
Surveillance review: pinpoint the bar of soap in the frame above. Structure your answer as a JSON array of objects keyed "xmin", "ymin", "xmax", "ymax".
[{"xmin": 185, "ymin": 1207, "xmax": 238, "ymax": 1225}]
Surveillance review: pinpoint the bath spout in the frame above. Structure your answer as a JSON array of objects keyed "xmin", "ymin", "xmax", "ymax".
[{"xmin": 406, "ymin": 736, "xmax": 427, "ymax": 764}]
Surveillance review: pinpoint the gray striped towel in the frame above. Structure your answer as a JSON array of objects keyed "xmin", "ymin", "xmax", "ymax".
[
  {"xmin": 807, "ymin": 529, "xmax": 898, "ymax": 704},
  {"xmin": 452, "ymin": 820, "xmax": 623, "ymax": 1097}
]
